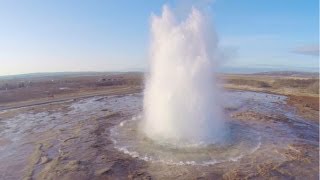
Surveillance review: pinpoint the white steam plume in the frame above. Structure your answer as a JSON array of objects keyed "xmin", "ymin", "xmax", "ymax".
[{"xmin": 142, "ymin": 5, "xmax": 225, "ymax": 146}]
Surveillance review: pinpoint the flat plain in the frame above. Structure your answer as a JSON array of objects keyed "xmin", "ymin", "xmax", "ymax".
[{"xmin": 0, "ymin": 72, "xmax": 318, "ymax": 179}]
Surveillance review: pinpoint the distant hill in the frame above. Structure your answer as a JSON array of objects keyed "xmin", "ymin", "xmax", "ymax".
[
  {"xmin": 253, "ymin": 71, "xmax": 319, "ymax": 78},
  {"xmin": 0, "ymin": 72, "xmax": 116, "ymax": 80}
]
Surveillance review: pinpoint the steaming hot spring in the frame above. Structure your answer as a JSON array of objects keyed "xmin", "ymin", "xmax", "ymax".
[
  {"xmin": 110, "ymin": 6, "xmax": 264, "ymax": 165},
  {"xmin": 0, "ymin": 4, "xmax": 319, "ymax": 180},
  {"xmin": 109, "ymin": 6, "xmax": 318, "ymax": 168}
]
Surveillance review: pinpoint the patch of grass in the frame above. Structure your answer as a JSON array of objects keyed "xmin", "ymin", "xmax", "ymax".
[
  {"xmin": 224, "ymin": 75, "xmax": 319, "ymax": 96},
  {"xmin": 272, "ymin": 79, "xmax": 319, "ymax": 94},
  {"xmin": 226, "ymin": 79, "xmax": 271, "ymax": 88}
]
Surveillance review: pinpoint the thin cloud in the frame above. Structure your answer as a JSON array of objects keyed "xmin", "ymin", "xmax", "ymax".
[{"xmin": 292, "ymin": 44, "xmax": 319, "ymax": 56}]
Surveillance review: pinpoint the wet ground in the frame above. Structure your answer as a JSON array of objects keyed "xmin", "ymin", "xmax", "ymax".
[{"xmin": 0, "ymin": 90, "xmax": 318, "ymax": 179}]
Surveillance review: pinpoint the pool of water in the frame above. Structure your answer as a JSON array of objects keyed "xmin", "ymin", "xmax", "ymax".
[{"xmin": 110, "ymin": 90, "xmax": 318, "ymax": 165}]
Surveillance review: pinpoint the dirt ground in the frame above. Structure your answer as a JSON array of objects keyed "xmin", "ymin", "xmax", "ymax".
[
  {"xmin": 1, "ymin": 71, "xmax": 318, "ymax": 122},
  {"xmin": 0, "ymin": 72, "xmax": 142, "ymax": 110},
  {"xmin": 287, "ymin": 95, "xmax": 319, "ymax": 122},
  {"xmin": 223, "ymin": 72, "xmax": 319, "ymax": 122},
  {"xmin": 0, "ymin": 72, "xmax": 318, "ymax": 180}
]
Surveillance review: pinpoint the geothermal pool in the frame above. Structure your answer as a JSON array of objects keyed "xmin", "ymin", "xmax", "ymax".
[
  {"xmin": 0, "ymin": 90, "xmax": 318, "ymax": 179},
  {"xmin": 111, "ymin": 91, "xmax": 317, "ymax": 166},
  {"xmin": 111, "ymin": 114, "xmax": 261, "ymax": 165}
]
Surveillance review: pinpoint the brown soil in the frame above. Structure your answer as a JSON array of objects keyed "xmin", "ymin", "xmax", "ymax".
[
  {"xmin": 223, "ymin": 73, "xmax": 319, "ymax": 123},
  {"xmin": 0, "ymin": 72, "xmax": 318, "ymax": 179},
  {"xmin": 0, "ymin": 72, "xmax": 143, "ymax": 105},
  {"xmin": 287, "ymin": 95, "xmax": 319, "ymax": 122}
]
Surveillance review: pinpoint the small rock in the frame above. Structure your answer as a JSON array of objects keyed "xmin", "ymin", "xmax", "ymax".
[
  {"xmin": 95, "ymin": 167, "xmax": 112, "ymax": 176},
  {"xmin": 39, "ymin": 156, "xmax": 51, "ymax": 164}
]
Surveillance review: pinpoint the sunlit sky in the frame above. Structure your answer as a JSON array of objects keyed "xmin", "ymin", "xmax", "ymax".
[{"xmin": 0, "ymin": 0, "xmax": 319, "ymax": 76}]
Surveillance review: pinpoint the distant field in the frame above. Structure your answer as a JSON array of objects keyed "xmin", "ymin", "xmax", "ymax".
[
  {"xmin": 0, "ymin": 71, "xmax": 318, "ymax": 122},
  {"xmin": 223, "ymin": 74, "xmax": 319, "ymax": 97},
  {"xmin": 0, "ymin": 72, "xmax": 143, "ymax": 104},
  {"xmin": 0, "ymin": 71, "xmax": 318, "ymax": 103}
]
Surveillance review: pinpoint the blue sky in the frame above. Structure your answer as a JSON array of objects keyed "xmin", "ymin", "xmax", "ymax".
[{"xmin": 0, "ymin": 0, "xmax": 318, "ymax": 75}]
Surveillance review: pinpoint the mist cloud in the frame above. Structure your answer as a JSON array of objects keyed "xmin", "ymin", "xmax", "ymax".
[{"xmin": 292, "ymin": 44, "xmax": 319, "ymax": 56}]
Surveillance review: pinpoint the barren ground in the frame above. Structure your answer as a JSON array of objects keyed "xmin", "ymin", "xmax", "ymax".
[{"xmin": 0, "ymin": 72, "xmax": 318, "ymax": 179}]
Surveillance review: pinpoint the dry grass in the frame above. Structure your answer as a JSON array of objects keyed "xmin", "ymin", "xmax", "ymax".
[
  {"xmin": 0, "ymin": 72, "xmax": 318, "ymax": 105},
  {"xmin": 0, "ymin": 72, "xmax": 143, "ymax": 104},
  {"xmin": 226, "ymin": 79, "xmax": 271, "ymax": 88},
  {"xmin": 223, "ymin": 74, "xmax": 319, "ymax": 96},
  {"xmin": 272, "ymin": 79, "xmax": 319, "ymax": 94}
]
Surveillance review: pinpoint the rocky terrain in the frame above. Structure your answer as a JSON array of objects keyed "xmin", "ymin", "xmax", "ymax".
[{"xmin": 0, "ymin": 71, "xmax": 318, "ymax": 179}]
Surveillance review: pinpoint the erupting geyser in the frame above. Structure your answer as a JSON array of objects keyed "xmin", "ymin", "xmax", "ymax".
[
  {"xmin": 143, "ymin": 6, "xmax": 225, "ymax": 145},
  {"xmin": 111, "ymin": 5, "xmax": 262, "ymax": 164}
]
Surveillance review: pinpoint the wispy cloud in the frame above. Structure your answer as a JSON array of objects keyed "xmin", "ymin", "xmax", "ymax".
[{"xmin": 292, "ymin": 44, "xmax": 319, "ymax": 56}]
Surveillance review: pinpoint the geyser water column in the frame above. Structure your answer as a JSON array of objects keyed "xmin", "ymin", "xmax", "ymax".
[{"xmin": 143, "ymin": 5, "xmax": 225, "ymax": 145}]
